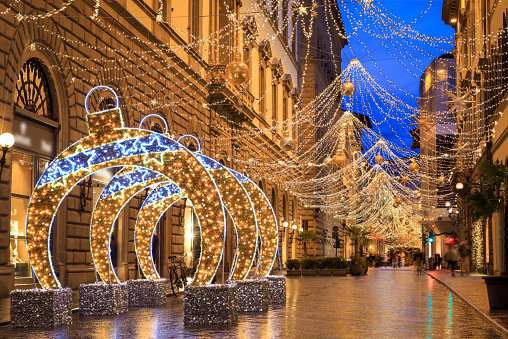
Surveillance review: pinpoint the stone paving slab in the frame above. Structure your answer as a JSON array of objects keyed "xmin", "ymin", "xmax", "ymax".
[{"xmin": 425, "ymin": 269, "xmax": 508, "ymax": 337}]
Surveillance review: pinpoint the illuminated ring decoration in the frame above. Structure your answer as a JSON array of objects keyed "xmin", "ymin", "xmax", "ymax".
[
  {"xmin": 26, "ymin": 90, "xmax": 226, "ymax": 289},
  {"xmin": 90, "ymin": 166, "xmax": 169, "ymax": 284},
  {"xmin": 177, "ymin": 134, "xmax": 202, "ymax": 153},
  {"xmin": 139, "ymin": 114, "xmax": 169, "ymax": 133},
  {"xmin": 228, "ymin": 169, "xmax": 279, "ymax": 276},
  {"xmin": 135, "ymin": 183, "xmax": 186, "ymax": 279},
  {"xmin": 84, "ymin": 85, "xmax": 120, "ymax": 115},
  {"xmin": 194, "ymin": 154, "xmax": 258, "ymax": 280},
  {"xmin": 135, "ymin": 153, "xmax": 259, "ymax": 281}
]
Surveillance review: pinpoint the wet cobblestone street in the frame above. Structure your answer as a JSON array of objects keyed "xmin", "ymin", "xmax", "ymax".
[{"xmin": 0, "ymin": 268, "xmax": 504, "ymax": 338}]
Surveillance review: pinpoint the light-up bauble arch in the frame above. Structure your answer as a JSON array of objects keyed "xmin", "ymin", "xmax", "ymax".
[
  {"xmin": 228, "ymin": 169, "xmax": 279, "ymax": 276},
  {"xmin": 135, "ymin": 183, "xmax": 186, "ymax": 279},
  {"xmin": 90, "ymin": 166, "xmax": 168, "ymax": 284},
  {"xmin": 25, "ymin": 86, "xmax": 226, "ymax": 289}
]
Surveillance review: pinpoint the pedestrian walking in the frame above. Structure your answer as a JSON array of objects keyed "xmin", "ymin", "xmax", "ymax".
[
  {"xmin": 458, "ymin": 241, "xmax": 471, "ymax": 276},
  {"xmin": 413, "ymin": 250, "xmax": 423, "ymax": 274},
  {"xmin": 434, "ymin": 253, "xmax": 441, "ymax": 269},
  {"xmin": 445, "ymin": 244, "xmax": 459, "ymax": 276}
]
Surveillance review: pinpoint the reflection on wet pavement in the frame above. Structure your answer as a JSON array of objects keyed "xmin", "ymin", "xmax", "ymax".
[{"xmin": 0, "ymin": 268, "xmax": 503, "ymax": 338}]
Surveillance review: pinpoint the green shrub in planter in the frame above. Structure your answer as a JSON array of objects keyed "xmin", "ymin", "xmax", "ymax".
[
  {"xmin": 333, "ymin": 258, "xmax": 350, "ymax": 269},
  {"xmin": 323, "ymin": 257, "xmax": 335, "ymax": 269},
  {"xmin": 286, "ymin": 259, "xmax": 300, "ymax": 270},
  {"xmin": 316, "ymin": 258, "xmax": 326, "ymax": 269},
  {"xmin": 358, "ymin": 257, "xmax": 367, "ymax": 269},
  {"xmin": 300, "ymin": 258, "xmax": 318, "ymax": 269}
]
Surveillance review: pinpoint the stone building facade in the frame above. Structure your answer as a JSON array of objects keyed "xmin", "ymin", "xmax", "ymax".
[
  {"xmin": 0, "ymin": 0, "xmax": 346, "ymax": 294},
  {"xmin": 443, "ymin": 0, "xmax": 508, "ymax": 274}
]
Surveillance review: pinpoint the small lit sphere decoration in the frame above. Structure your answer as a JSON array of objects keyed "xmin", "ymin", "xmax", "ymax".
[
  {"xmin": 323, "ymin": 157, "xmax": 332, "ymax": 166},
  {"xmin": 415, "ymin": 192, "xmax": 422, "ymax": 199},
  {"xmin": 366, "ymin": 196, "xmax": 372, "ymax": 203},
  {"xmin": 225, "ymin": 58, "xmax": 249, "ymax": 86},
  {"xmin": 456, "ymin": 182, "xmax": 464, "ymax": 190},
  {"xmin": 135, "ymin": 183, "xmax": 185, "ymax": 279},
  {"xmin": 395, "ymin": 196, "xmax": 403, "ymax": 205},
  {"xmin": 356, "ymin": 198, "xmax": 362, "ymax": 205},
  {"xmin": 374, "ymin": 152, "xmax": 383, "ymax": 164},
  {"xmin": 341, "ymin": 78, "xmax": 355, "ymax": 96},
  {"xmin": 280, "ymin": 137, "xmax": 295, "ymax": 152},
  {"xmin": 25, "ymin": 86, "xmax": 226, "ymax": 289},
  {"xmin": 232, "ymin": 169, "xmax": 278, "ymax": 276},
  {"xmin": 437, "ymin": 174, "xmax": 447, "ymax": 187},
  {"xmin": 340, "ymin": 196, "xmax": 346, "ymax": 203},
  {"xmin": 91, "ymin": 167, "xmax": 168, "ymax": 284},
  {"xmin": 408, "ymin": 160, "xmax": 420, "ymax": 174}
]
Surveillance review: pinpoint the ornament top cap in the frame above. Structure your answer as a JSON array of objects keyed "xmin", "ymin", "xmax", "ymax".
[{"xmin": 85, "ymin": 86, "xmax": 124, "ymax": 135}]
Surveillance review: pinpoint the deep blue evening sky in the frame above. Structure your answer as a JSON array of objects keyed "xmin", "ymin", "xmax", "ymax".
[{"xmin": 339, "ymin": 0, "xmax": 455, "ymax": 149}]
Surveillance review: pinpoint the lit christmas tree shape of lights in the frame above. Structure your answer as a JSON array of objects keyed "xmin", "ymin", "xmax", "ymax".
[
  {"xmin": 135, "ymin": 183, "xmax": 186, "ymax": 279},
  {"xmin": 228, "ymin": 169, "xmax": 279, "ymax": 277},
  {"xmin": 25, "ymin": 86, "xmax": 226, "ymax": 289},
  {"xmin": 90, "ymin": 166, "xmax": 169, "ymax": 284}
]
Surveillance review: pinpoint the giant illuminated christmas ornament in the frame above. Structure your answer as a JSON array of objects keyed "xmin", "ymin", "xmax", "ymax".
[
  {"xmin": 90, "ymin": 166, "xmax": 169, "ymax": 284},
  {"xmin": 25, "ymin": 86, "xmax": 226, "ymax": 289},
  {"xmin": 135, "ymin": 183, "xmax": 186, "ymax": 279},
  {"xmin": 229, "ymin": 169, "xmax": 279, "ymax": 276},
  {"xmin": 134, "ymin": 149, "xmax": 260, "ymax": 281}
]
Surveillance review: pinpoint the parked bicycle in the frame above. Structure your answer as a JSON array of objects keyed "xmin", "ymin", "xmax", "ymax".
[{"xmin": 167, "ymin": 255, "xmax": 187, "ymax": 297}]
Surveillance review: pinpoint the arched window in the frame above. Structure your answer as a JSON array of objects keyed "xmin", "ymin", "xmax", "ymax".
[
  {"xmin": 282, "ymin": 195, "xmax": 287, "ymax": 221},
  {"xmin": 271, "ymin": 188, "xmax": 276, "ymax": 209},
  {"xmin": 258, "ymin": 180, "xmax": 263, "ymax": 191},
  {"xmin": 219, "ymin": 159, "xmax": 226, "ymax": 166},
  {"xmin": 187, "ymin": 143, "xmax": 197, "ymax": 152},
  {"xmin": 14, "ymin": 58, "xmax": 54, "ymax": 120}
]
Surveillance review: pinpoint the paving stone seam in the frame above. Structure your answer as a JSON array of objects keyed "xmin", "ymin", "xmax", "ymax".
[{"xmin": 424, "ymin": 271, "xmax": 508, "ymax": 339}]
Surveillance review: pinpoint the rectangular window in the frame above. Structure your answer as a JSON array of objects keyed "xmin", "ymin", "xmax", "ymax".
[
  {"xmin": 260, "ymin": 66, "xmax": 266, "ymax": 116},
  {"xmin": 282, "ymin": 0, "xmax": 289, "ymax": 43},
  {"xmin": 272, "ymin": 0, "xmax": 278, "ymax": 29},
  {"xmin": 191, "ymin": 0, "xmax": 199, "ymax": 44},
  {"xmin": 283, "ymin": 94, "xmax": 288, "ymax": 134},
  {"xmin": 302, "ymin": 220, "xmax": 309, "ymax": 231},
  {"xmin": 272, "ymin": 83, "xmax": 278, "ymax": 123}
]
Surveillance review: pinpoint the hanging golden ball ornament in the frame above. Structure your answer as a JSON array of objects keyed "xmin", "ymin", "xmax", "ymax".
[
  {"xmin": 374, "ymin": 152, "xmax": 383, "ymax": 164},
  {"xmin": 393, "ymin": 202, "xmax": 399, "ymax": 208},
  {"xmin": 377, "ymin": 213, "xmax": 382, "ymax": 218},
  {"xmin": 366, "ymin": 196, "xmax": 372, "ymax": 203},
  {"xmin": 324, "ymin": 157, "xmax": 332, "ymax": 166},
  {"xmin": 415, "ymin": 192, "xmax": 421, "ymax": 199},
  {"xmin": 280, "ymin": 137, "xmax": 295, "ymax": 152},
  {"xmin": 395, "ymin": 196, "xmax": 403, "ymax": 204},
  {"xmin": 225, "ymin": 56, "xmax": 249, "ymax": 86},
  {"xmin": 356, "ymin": 198, "xmax": 362, "ymax": 205},
  {"xmin": 437, "ymin": 173, "xmax": 447, "ymax": 187},
  {"xmin": 341, "ymin": 78, "xmax": 355, "ymax": 96},
  {"xmin": 408, "ymin": 160, "xmax": 420, "ymax": 174},
  {"xmin": 340, "ymin": 196, "xmax": 346, "ymax": 203},
  {"xmin": 399, "ymin": 217, "xmax": 404, "ymax": 222}
]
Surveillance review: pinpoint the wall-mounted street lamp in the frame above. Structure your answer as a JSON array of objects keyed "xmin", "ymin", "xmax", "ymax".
[
  {"xmin": 0, "ymin": 132, "xmax": 14, "ymax": 180},
  {"xmin": 456, "ymin": 182, "xmax": 464, "ymax": 190}
]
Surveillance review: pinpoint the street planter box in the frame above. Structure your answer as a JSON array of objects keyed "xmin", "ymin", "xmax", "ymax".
[
  {"xmin": 332, "ymin": 269, "xmax": 347, "ymax": 276},
  {"xmin": 183, "ymin": 284, "xmax": 238, "ymax": 324},
  {"xmin": 236, "ymin": 279, "xmax": 268, "ymax": 312},
  {"xmin": 317, "ymin": 269, "xmax": 332, "ymax": 276},
  {"xmin": 127, "ymin": 279, "xmax": 167, "ymax": 307},
  {"xmin": 266, "ymin": 275, "xmax": 286, "ymax": 304},
  {"xmin": 79, "ymin": 283, "xmax": 128, "ymax": 316},
  {"xmin": 286, "ymin": 270, "xmax": 301, "ymax": 276},
  {"xmin": 483, "ymin": 276, "xmax": 508, "ymax": 309},
  {"xmin": 11, "ymin": 288, "xmax": 72, "ymax": 328},
  {"xmin": 301, "ymin": 269, "xmax": 317, "ymax": 276}
]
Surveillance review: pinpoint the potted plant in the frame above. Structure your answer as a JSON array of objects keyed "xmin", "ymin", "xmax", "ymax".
[
  {"xmin": 467, "ymin": 161, "xmax": 508, "ymax": 308},
  {"xmin": 317, "ymin": 258, "xmax": 332, "ymax": 276},
  {"xmin": 285, "ymin": 259, "xmax": 301, "ymax": 276},
  {"xmin": 300, "ymin": 258, "xmax": 318, "ymax": 276},
  {"xmin": 294, "ymin": 230, "xmax": 318, "ymax": 258},
  {"xmin": 331, "ymin": 257, "xmax": 349, "ymax": 276},
  {"xmin": 344, "ymin": 225, "xmax": 370, "ymax": 276}
]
